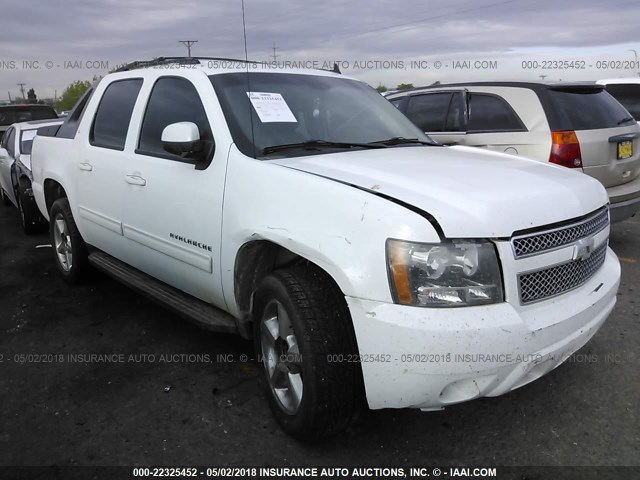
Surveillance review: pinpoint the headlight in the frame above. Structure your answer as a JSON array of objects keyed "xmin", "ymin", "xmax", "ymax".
[{"xmin": 386, "ymin": 239, "xmax": 504, "ymax": 307}]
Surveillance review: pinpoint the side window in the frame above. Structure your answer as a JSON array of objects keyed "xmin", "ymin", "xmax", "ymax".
[
  {"xmin": 389, "ymin": 98, "xmax": 403, "ymax": 110},
  {"xmin": 6, "ymin": 128, "xmax": 16, "ymax": 157},
  {"xmin": 57, "ymin": 86, "xmax": 95, "ymax": 139},
  {"xmin": 467, "ymin": 93, "xmax": 525, "ymax": 132},
  {"xmin": 405, "ymin": 93, "xmax": 452, "ymax": 132},
  {"xmin": 137, "ymin": 77, "xmax": 214, "ymax": 163},
  {"xmin": 445, "ymin": 92, "xmax": 465, "ymax": 132},
  {"xmin": 1, "ymin": 127, "xmax": 10, "ymax": 148},
  {"xmin": 90, "ymin": 79, "xmax": 143, "ymax": 150}
]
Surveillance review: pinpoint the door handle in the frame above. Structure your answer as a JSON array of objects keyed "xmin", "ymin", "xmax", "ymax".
[
  {"xmin": 125, "ymin": 174, "xmax": 146, "ymax": 186},
  {"xmin": 79, "ymin": 162, "xmax": 93, "ymax": 171}
]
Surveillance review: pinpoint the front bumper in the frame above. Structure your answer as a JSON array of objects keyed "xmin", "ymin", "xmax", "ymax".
[{"xmin": 348, "ymin": 248, "xmax": 620, "ymax": 410}]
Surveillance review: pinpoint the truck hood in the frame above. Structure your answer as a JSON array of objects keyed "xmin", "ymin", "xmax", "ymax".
[{"xmin": 271, "ymin": 146, "xmax": 609, "ymax": 238}]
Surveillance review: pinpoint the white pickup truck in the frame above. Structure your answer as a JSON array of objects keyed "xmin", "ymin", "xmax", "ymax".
[{"xmin": 31, "ymin": 57, "xmax": 620, "ymax": 439}]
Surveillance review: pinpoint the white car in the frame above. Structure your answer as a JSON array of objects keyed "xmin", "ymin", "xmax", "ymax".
[
  {"xmin": 0, "ymin": 119, "xmax": 64, "ymax": 233},
  {"xmin": 596, "ymin": 78, "xmax": 640, "ymax": 124},
  {"xmin": 30, "ymin": 57, "xmax": 620, "ymax": 439},
  {"xmin": 387, "ymin": 82, "xmax": 640, "ymax": 222}
]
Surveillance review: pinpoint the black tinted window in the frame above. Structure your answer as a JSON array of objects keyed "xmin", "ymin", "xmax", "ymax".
[
  {"xmin": 406, "ymin": 93, "xmax": 452, "ymax": 132},
  {"xmin": 603, "ymin": 84, "xmax": 640, "ymax": 119},
  {"xmin": 0, "ymin": 106, "xmax": 57, "ymax": 126},
  {"xmin": 445, "ymin": 92, "xmax": 465, "ymax": 132},
  {"xmin": 91, "ymin": 79, "xmax": 142, "ymax": 150},
  {"xmin": 389, "ymin": 98, "xmax": 403, "ymax": 109},
  {"xmin": 548, "ymin": 88, "xmax": 635, "ymax": 130},
  {"xmin": 468, "ymin": 93, "xmax": 525, "ymax": 131},
  {"xmin": 138, "ymin": 77, "xmax": 213, "ymax": 161},
  {"xmin": 6, "ymin": 128, "xmax": 16, "ymax": 157}
]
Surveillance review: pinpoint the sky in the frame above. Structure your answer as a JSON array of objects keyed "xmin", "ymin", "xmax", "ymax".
[{"xmin": 1, "ymin": 0, "xmax": 639, "ymax": 101}]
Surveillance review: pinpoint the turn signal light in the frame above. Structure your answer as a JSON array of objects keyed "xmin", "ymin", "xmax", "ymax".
[{"xmin": 550, "ymin": 130, "xmax": 583, "ymax": 169}]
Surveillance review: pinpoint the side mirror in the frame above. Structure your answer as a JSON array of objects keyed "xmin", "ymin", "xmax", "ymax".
[
  {"xmin": 0, "ymin": 147, "xmax": 8, "ymax": 159},
  {"xmin": 161, "ymin": 122, "xmax": 202, "ymax": 156}
]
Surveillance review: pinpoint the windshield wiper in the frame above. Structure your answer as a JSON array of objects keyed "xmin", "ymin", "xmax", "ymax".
[
  {"xmin": 368, "ymin": 136, "xmax": 437, "ymax": 146},
  {"xmin": 618, "ymin": 116, "xmax": 635, "ymax": 125},
  {"xmin": 262, "ymin": 140, "xmax": 387, "ymax": 155}
]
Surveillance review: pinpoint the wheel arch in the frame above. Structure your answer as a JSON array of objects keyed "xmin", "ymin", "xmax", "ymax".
[
  {"xmin": 43, "ymin": 178, "xmax": 68, "ymax": 214},
  {"xmin": 233, "ymin": 239, "xmax": 350, "ymax": 322}
]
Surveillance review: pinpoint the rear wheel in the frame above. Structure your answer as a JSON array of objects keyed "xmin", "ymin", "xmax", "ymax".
[
  {"xmin": 49, "ymin": 198, "xmax": 89, "ymax": 283},
  {"xmin": 17, "ymin": 180, "xmax": 47, "ymax": 234},
  {"xmin": 253, "ymin": 264, "xmax": 364, "ymax": 440}
]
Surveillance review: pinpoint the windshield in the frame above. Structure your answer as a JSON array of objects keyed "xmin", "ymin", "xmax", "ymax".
[{"xmin": 209, "ymin": 72, "xmax": 433, "ymax": 158}]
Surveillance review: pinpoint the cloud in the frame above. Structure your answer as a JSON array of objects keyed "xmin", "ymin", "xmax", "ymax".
[{"xmin": 1, "ymin": 0, "xmax": 639, "ymax": 99}]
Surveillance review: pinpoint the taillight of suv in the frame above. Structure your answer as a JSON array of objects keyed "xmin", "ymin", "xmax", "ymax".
[{"xmin": 550, "ymin": 130, "xmax": 583, "ymax": 169}]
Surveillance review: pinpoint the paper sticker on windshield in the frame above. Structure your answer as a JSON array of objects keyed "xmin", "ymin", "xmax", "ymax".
[
  {"xmin": 21, "ymin": 130, "xmax": 38, "ymax": 142},
  {"xmin": 246, "ymin": 92, "xmax": 297, "ymax": 123}
]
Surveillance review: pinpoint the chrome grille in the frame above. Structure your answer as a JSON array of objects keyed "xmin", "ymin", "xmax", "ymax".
[
  {"xmin": 518, "ymin": 241, "xmax": 608, "ymax": 304},
  {"xmin": 512, "ymin": 207, "xmax": 609, "ymax": 258}
]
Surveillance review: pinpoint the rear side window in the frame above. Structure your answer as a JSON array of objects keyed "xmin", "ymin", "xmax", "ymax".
[
  {"xmin": 406, "ymin": 93, "xmax": 452, "ymax": 132},
  {"xmin": 137, "ymin": 77, "xmax": 214, "ymax": 162},
  {"xmin": 468, "ymin": 93, "xmax": 525, "ymax": 132},
  {"xmin": 603, "ymin": 84, "xmax": 640, "ymax": 119},
  {"xmin": 91, "ymin": 79, "xmax": 143, "ymax": 150},
  {"xmin": 547, "ymin": 88, "xmax": 636, "ymax": 130}
]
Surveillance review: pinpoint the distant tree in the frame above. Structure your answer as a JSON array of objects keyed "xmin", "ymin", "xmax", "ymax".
[
  {"xmin": 376, "ymin": 84, "xmax": 388, "ymax": 93},
  {"xmin": 56, "ymin": 80, "xmax": 91, "ymax": 112},
  {"xmin": 430, "ymin": 80, "xmax": 441, "ymax": 86},
  {"xmin": 396, "ymin": 83, "xmax": 414, "ymax": 91},
  {"xmin": 27, "ymin": 88, "xmax": 37, "ymax": 102}
]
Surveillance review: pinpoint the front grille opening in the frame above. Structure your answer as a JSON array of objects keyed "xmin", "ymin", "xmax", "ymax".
[
  {"xmin": 518, "ymin": 241, "xmax": 608, "ymax": 304},
  {"xmin": 512, "ymin": 207, "xmax": 608, "ymax": 258}
]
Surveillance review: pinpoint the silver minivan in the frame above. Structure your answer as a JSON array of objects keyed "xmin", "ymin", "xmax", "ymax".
[{"xmin": 387, "ymin": 82, "xmax": 640, "ymax": 222}]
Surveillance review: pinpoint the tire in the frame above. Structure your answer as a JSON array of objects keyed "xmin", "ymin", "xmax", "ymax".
[
  {"xmin": 49, "ymin": 198, "xmax": 89, "ymax": 283},
  {"xmin": 17, "ymin": 180, "xmax": 48, "ymax": 235},
  {"xmin": 0, "ymin": 188, "xmax": 11, "ymax": 206},
  {"xmin": 253, "ymin": 264, "xmax": 364, "ymax": 440}
]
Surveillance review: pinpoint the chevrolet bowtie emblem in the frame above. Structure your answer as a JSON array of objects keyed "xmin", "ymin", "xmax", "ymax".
[{"xmin": 573, "ymin": 237, "xmax": 595, "ymax": 261}]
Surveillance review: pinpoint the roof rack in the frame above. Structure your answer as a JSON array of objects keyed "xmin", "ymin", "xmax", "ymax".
[
  {"xmin": 113, "ymin": 56, "xmax": 342, "ymax": 75},
  {"xmin": 114, "ymin": 56, "xmax": 260, "ymax": 72}
]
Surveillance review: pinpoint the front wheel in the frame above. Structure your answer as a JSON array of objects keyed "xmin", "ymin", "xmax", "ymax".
[
  {"xmin": 49, "ymin": 198, "xmax": 89, "ymax": 283},
  {"xmin": 253, "ymin": 264, "xmax": 364, "ymax": 440}
]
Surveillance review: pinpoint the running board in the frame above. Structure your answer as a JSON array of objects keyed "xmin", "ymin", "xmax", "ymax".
[{"xmin": 88, "ymin": 251, "xmax": 240, "ymax": 335}]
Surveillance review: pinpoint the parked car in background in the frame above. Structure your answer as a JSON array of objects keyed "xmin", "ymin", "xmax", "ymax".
[
  {"xmin": 0, "ymin": 104, "xmax": 58, "ymax": 136},
  {"xmin": 0, "ymin": 119, "xmax": 64, "ymax": 233},
  {"xmin": 387, "ymin": 82, "xmax": 640, "ymax": 222},
  {"xmin": 596, "ymin": 78, "xmax": 640, "ymax": 123}
]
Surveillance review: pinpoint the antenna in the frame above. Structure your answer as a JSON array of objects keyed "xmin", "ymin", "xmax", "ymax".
[{"xmin": 241, "ymin": 0, "xmax": 256, "ymax": 158}]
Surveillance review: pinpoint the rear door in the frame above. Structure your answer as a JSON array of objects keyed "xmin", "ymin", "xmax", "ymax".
[
  {"xmin": 75, "ymin": 78, "xmax": 143, "ymax": 255},
  {"xmin": 402, "ymin": 90, "xmax": 468, "ymax": 145},
  {"xmin": 547, "ymin": 86, "xmax": 640, "ymax": 188}
]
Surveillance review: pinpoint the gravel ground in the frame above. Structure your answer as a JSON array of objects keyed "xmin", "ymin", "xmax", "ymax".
[{"xmin": 0, "ymin": 202, "xmax": 638, "ymax": 475}]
